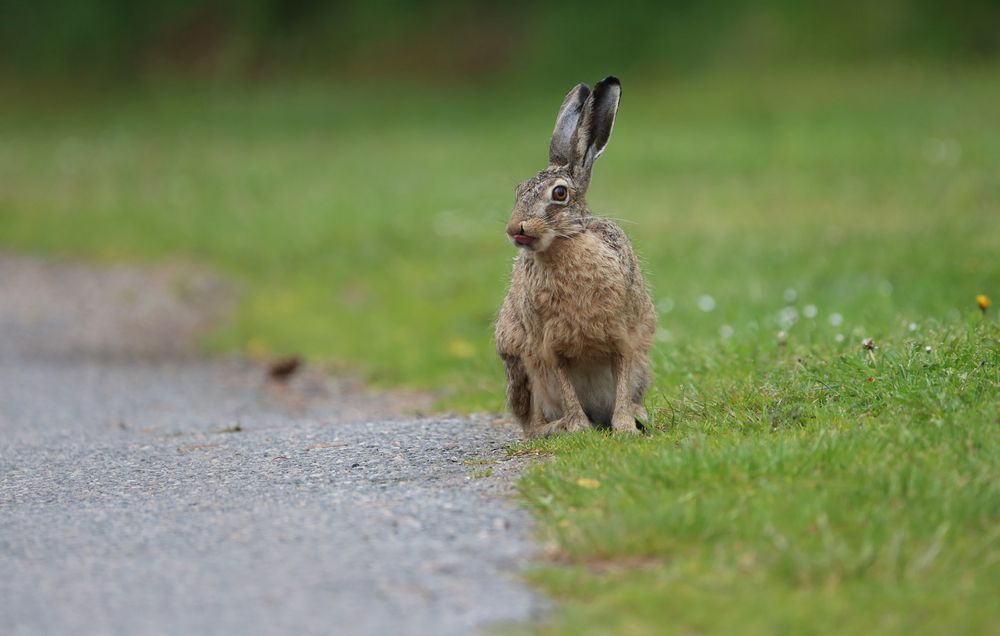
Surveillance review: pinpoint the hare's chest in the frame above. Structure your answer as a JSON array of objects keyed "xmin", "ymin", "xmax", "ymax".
[{"xmin": 517, "ymin": 236, "xmax": 628, "ymax": 354}]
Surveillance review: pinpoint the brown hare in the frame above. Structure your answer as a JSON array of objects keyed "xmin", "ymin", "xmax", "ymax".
[{"xmin": 495, "ymin": 76, "xmax": 656, "ymax": 438}]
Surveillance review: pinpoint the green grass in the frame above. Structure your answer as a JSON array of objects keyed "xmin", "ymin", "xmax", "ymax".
[
  {"xmin": 518, "ymin": 321, "xmax": 998, "ymax": 634},
  {"xmin": 2, "ymin": 64, "xmax": 999, "ymax": 633}
]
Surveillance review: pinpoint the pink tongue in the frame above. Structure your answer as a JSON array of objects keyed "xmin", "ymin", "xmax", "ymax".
[{"xmin": 514, "ymin": 234, "xmax": 535, "ymax": 245}]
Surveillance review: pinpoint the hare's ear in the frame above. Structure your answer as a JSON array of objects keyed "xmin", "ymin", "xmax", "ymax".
[
  {"xmin": 585, "ymin": 76, "xmax": 621, "ymax": 160},
  {"xmin": 549, "ymin": 83, "xmax": 590, "ymax": 167},
  {"xmin": 570, "ymin": 76, "xmax": 621, "ymax": 186}
]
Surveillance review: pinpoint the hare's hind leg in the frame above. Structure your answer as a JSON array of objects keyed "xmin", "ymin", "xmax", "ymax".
[
  {"xmin": 502, "ymin": 354, "xmax": 532, "ymax": 433},
  {"xmin": 515, "ymin": 361, "xmax": 566, "ymax": 438},
  {"xmin": 518, "ymin": 357, "xmax": 592, "ymax": 437},
  {"xmin": 524, "ymin": 383, "xmax": 585, "ymax": 437},
  {"xmin": 504, "ymin": 354, "xmax": 563, "ymax": 439},
  {"xmin": 523, "ymin": 401, "xmax": 552, "ymax": 438}
]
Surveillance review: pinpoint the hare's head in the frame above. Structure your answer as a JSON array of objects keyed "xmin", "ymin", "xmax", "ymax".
[{"xmin": 506, "ymin": 76, "xmax": 621, "ymax": 252}]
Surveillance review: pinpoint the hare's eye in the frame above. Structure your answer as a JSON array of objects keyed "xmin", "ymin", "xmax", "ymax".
[{"xmin": 552, "ymin": 185, "xmax": 568, "ymax": 202}]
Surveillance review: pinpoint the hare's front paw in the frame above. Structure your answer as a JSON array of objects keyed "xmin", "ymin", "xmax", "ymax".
[
  {"xmin": 612, "ymin": 412, "xmax": 641, "ymax": 435},
  {"xmin": 545, "ymin": 414, "xmax": 591, "ymax": 436}
]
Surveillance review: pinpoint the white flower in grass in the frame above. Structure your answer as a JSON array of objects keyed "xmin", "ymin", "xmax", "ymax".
[
  {"xmin": 835, "ymin": 333, "xmax": 845, "ymax": 343},
  {"xmin": 783, "ymin": 288, "xmax": 798, "ymax": 302},
  {"xmin": 924, "ymin": 345, "xmax": 932, "ymax": 353},
  {"xmin": 656, "ymin": 297, "xmax": 675, "ymax": 314},
  {"xmin": 829, "ymin": 313, "xmax": 844, "ymax": 327},
  {"xmin": 719, "ymin": 324, "xmax": 734, "ymax": 340},
  {"xmin": 777, "ymin": 330, "xmax": 788, "ymax": 344},
  {"xmin": 778, "ymin": 306, "xmax": 799, "ymax": 328},
  {"xmin": 803, "ymin": 304, "xmax": 818, "ymax": 319},
  {"xmin": 908, "ymin": 322, "xmax": 918, "ymax": 332},
  {"xmin": 697, "ymin": 295, "xmax": 716, "ymax": 312}
]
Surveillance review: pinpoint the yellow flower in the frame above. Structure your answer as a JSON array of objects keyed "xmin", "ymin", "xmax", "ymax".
[
  {"xmin": 576, "ymin": 478, "xmax": 601, "ymax": 489},
  {"xmin": 976, "ymin": 294, "xmax": 991, "ymax": 312}
]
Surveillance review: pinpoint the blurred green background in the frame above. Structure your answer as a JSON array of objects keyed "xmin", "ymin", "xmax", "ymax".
[
  {"xmin": 3, "ymin": 0, "xmax": 999, "ymax": 81},
  {"xmin": 1, "ymin": 0, "xmax": 998, "ymax": 408}
]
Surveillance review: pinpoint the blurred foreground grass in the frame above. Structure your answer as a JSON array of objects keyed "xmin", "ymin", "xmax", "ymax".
[{"xmin": 2, "ymin": 64, "xmax": 998, "ymax": 633}]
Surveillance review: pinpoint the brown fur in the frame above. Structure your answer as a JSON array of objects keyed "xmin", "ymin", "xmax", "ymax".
[{"xmin": 495, "ymin": 77, "xmax": 656, "ymax": 438}]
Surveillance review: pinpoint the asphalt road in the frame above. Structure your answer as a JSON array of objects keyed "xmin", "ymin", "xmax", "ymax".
[{"xmin": 0, "ymin": 255, "xmax": 545, "ymax": 635}]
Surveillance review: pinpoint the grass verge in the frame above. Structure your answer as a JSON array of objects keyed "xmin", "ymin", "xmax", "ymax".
[{"xmin": 516, "ymin": 320, "xmax": 998, "ymax": 633}]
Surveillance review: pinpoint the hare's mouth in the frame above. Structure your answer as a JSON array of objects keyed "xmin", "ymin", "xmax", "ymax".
[{"xmin": 512, "ymin": 233, "xmax": 537, "ymax": 247}]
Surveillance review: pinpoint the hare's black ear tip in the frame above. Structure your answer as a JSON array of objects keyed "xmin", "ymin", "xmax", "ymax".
[{"xmin": 597, "ymin": 76, "xmax": 621, "ymax": 89}]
